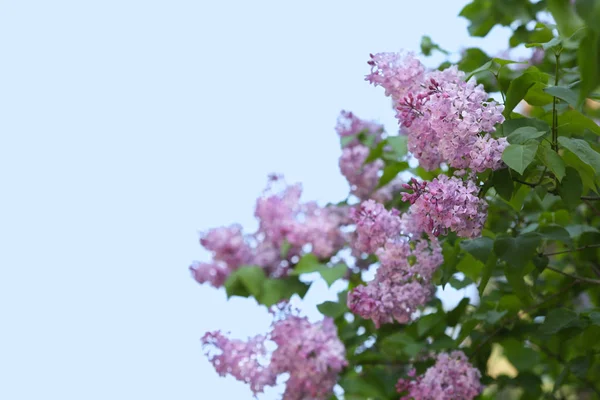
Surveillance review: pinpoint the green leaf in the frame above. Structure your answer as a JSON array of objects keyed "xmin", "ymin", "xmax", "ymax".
[
  {"xmin": 541, "ymin": 308, "xmax": 578, "ymax": 334},
  {"xmin": 547, "ymin": 0, "xmax": 584, "ymax": 38},
  {"xmin": 525, "ymin": 83, "xmax": 554, "ymax": 106},
  {"xmin": 492, "ymin": 57, "xmax": 525, "ymax": 66},
  {"xmin": 474, "ymin": 309, "xmax": 507, "ymax": 324},
  {"xmin": 576, "ymin": 0, "xmax": 600, "ymax": 34},
  {"xmin": 449, "ymin": 276, "xmax": 474, "ymax": 289},
  {"xmin": 317, "ymin": 301, "xmax": 346, "ymax": 319},
  {"xmin": 492, "ymin": 168, "xmax": 514, "ymax": 200},
  {"xmin": 502, "ymin": 143, "xmax": 539, "ymax": 174},
  {"xmin": 562, "ymin": 151, "xmax": 598, "ymax": 192},
  {"xmin": 511, "ymin": 22, "xmax": 554, "ymax": 48},
  {"xmin": 479, "ymin": 252, "xmax": 498, "ymax": 296},
  {"xmin": 339, "ymin": 376, "xmax": 387, "ymax": 399},
  {"xmin": 554, "ymin": 366, "xmax": 569, "ymax": 393},
  {"xmin": 292, "ymin": 255, "xmax": 347, "ymax": 286},
  {"xmin": 461, "ymin": 237, "xmax": 494, "ymax": 263},
  {"xmin": 456, "ymin": 253, "xmax": 484, "ymax": 282},
  {"xmin": 382, "ymin": 332, "xmax": 424, "ymax": 357},
  {"xmin": 532, "ymin": 254, "xmax": 550, "ymax": 275},
  {"xmin": 420, "ymin": 35, "xmax": 448, "ymax": 56},
  {"xmin": 504, "ymin": 264, "xmax": 533, "ymax": 305},
  {"xmin": 555, "ymin": 109, "xmax": 600, "ymax": 136},
  {"xmin": 589, "ymin": 311, "xmax": 600, "ymax": 325},
  {"xmin": 416, "ymin": 313, "xmax": 445, "ymax": 337},
  {"xmin": 440, "ymin": 241, "xmax": 460, "ymax": 287},
  {"xmin": 525, "ymin": 36, "xmax": 562, "ymax": 50},
  {"xmin": 260, "ymin": 277, "xmax": 309, "ymax": 307},
  {"xmin": 538, "ymin": 224, "xmax": 574, "ymax": 247},
  {"xmin": 504, "ymin": 67, "xmax": 544, "ymax": 115},
  {"xmin": 544, "ymin": 86, "xmax": 580, "ymax": 109},
  {"xmin": 566, "ymin": 224, "xmax": 600, "ymax": 237},
  {"xmin": 502, "ymin": 338, "xmax": 541, "ymax": 371},
  {"xmin": 509, "ymin": 183, "xmax": 530, "ymax": 211},
  {"xmin": 386, "ymin": 135, "xmax": 408, "ymax": 159},
  {"xmin": 292, "ymin": 254, "xmax": 324, "ymax": 275},
  {"xmin": 320, "ymin": 263, "xmax": 348, "ymax": 286},
  {"xmin": 430, "ymin": 335, "xmax": 456, "ymax": 351},
  {"xmin": 466, "ymin": 60, "xmax": 493, "ymax": 81},
  {"xmin": 537, "ymin": 145, "xmax": 566, "ymax": 181},
  {"xmin": 494, "ymin": 233, "xmax": 542, "ymax": 269},
  {"xmin": 458, "ymin": 48, "xmax": 490, "ymax": 72},
  {"xmin": 578, "ymin": 30, "xmax": 600, "ymax": 104},
  {"xmin": 377, "ymin": 161, "xmax": 408, "ymax": 188},
  {"xmin": 502, "ymin": 117, "xmax": 551, "ymax": 137},
  {"xmin": 558, "ymin": 167, "xmax": 583, "ymax": 209},
  {"xmin": 570, "ymin": 355, "xmax": 592, "ymax": 379},
  {"xmin": 340, "ymin": 135, "xmax": 355, "ymax": 148},
  {"xmin": 364, "ymin": 139, "xmax": 387, "ymax": 163},
  {"xmin": 507, "ymin": 126, "xmax": 547, "ymax": 145},
  {"xmin": 447, "ymin": 298, "xmax": 470, "ymax": 327},
  {"xmin": 224, "ymin": 266, "xmax": 266, "ymax": 299},
  {"xmin": 280, "ymin": 239, "xmax": 291, "ymax": 259},
  {"xmin": 558, "ymin": 137, "xmax": 600, "ymax": 175}
]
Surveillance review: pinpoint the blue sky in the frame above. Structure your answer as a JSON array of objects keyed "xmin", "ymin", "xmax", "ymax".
[{"xmin": 0, "ymin": 1, "xmax": 515, "ymax": 399}]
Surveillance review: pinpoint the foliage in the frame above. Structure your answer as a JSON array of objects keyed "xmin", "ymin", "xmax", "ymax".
[{"xmin": 191, "ymin": 0, "xmax": 600, "ymax": 399}]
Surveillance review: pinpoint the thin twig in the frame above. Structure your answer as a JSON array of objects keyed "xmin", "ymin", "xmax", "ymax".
[
  {"xmin": 551, "ymin": 52, "xmax": 560, "ymax": 152},
  {"xmin": 545, "ymin": 265, "xmax": 600, "ymax": 285},
  {"xmin": 584, "ymin": 199, "xmax": 600, "ymax": 216},
  {"xmin": 543, "ymin": 243, "xmax": 600, "ymax": 256},
  {"xmin": 513, "ymin": 178, "xmax": 537, "ymax": 187},
  {"xmin": 581, "ymin": 196, "xmax": 600, "ymax": 201}
]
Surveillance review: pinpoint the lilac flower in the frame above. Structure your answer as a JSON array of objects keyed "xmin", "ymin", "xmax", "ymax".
[
  {"xmin": 191, "ymin": 178, "xmax": 349, "ymax": 289},
  {"xmin": 335, "ymin": 110, "xmax": 384, "ymax": 147},
  {"xmin": 202, "ymin": 311, "xmax": 347, "ymax": 399},
  {"xmin": 402, "ymin": 175, "xmax": 488, "ymax": 238},
  {"xmin": 350, "ymin": 200, "xmax": 401, "ymax": 254},
  {"xmin": 396, "ymin": 351, "xmax": 483, "ymax": 400},
  {"xmin": 189, "ymin": 261, "xmax": 229, "ymax": 288},
  {"xmin": 469, "ymin": 135, "xmax": 508, "ymax": 172},
  {"xmin": 348, "ymin": 276, "xmax": 435, "ymax": 327},
  {"xmin": 255, "ymin": 183, "xmax": 303, "ymax": 248},
  {"xmin": 366, "ymin": 52, "xmax": 425, "ymax": 101},
  {"xmin": 202, "ymin": 331, "xmax": 277, "ymax": 394},
  {"xmin": 367, "ymin": 53, "xmax": 505, "ymax": 171},
  {"xmin": 199, "ymin": 225, "xmax": 252, "ymax": 268},
  {"xmin": 287, "ymin": 205, "xmax": 348, "ymax": 259},
  {"xmin": 339, "ymin": 144, "xmax": 384, "ymax": 199},
  {"xmin": 348, "ymin": 235, "xmax": 442, "ymax": 327},
  {"xmin": 271, "ymin": 315, "xmax": 348, "ymax": 400}
]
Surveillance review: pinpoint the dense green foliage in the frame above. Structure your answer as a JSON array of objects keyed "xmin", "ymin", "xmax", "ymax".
[{"xmin": 223, "ymin": 1, "xmax": 600, "ymax": 398}]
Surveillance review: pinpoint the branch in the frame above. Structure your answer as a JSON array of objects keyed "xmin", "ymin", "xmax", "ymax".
[
  {"xmin": 544, "ymin": 265, "xmax": 600, "ymax": 285},
  {"xmin": 543, "ymin": 243, "xmax": 600, "ymax": 256},
  {"xmin": 581, "ymin": 196, "xmax": 600, "ymax": 201},
  {"xmin": 513, "ymin": 178, "xmax": 538, "ymax": 188},
  {"xmin": 583, "ymin": 199, "xmax": 600, "ymax": 216},
  {"xmin": 551, "ymin": 52, "xmax": 560, "ymax": 152}
]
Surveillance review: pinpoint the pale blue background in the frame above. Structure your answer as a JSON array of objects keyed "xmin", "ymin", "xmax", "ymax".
[{"xmin": 0, "ymin": 1, "xmax": 514, "ymax": 399}]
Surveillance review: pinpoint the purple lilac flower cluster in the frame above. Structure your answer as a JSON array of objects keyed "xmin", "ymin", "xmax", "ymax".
[
  {"xmin": 336, "ymin": 111, "xmax": 403, "ymax": 202},
  {"xmin": 194, "ymin": 50, "xmax": 497, "ymax": 398},
  {"xmin": 366, "ymin": 52, "xmax": 507, "ymax": 171},
  {"xmin": 402, "ymin": 175, "xmax": 488, "ymax": 238},
  {"xmin": 190, "ymin": 177, "xmax": 348, "ymax": 288},
  {"xmin": 202, "ymin": 309, "xmax": 347, "ymax": 400},
  {"xmin": 396, "ymin": 351, "xmax": 482, "ymax": 400},
  {"xmin": 347, "ymin": 201, "xmax": 443, "ymax": 326}
]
